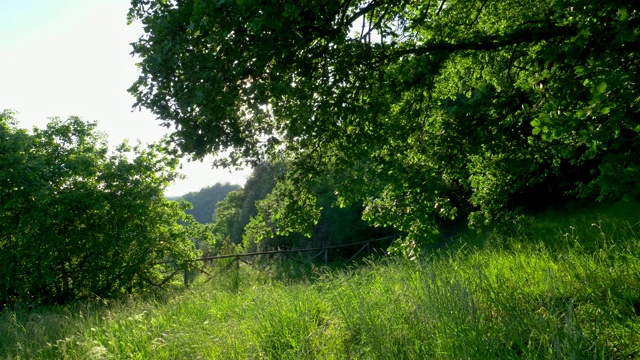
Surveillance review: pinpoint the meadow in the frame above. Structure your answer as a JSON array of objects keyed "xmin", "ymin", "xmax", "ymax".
[{"xmin": 1, "ymin": 201, "xmax": 639, "ymax": 359}]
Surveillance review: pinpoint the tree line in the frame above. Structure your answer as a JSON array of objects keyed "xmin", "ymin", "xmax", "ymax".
[
  {"xmin": 202, "ymin": 162, "xmax": 395, "ymax": 257},
  {"xmin": 0, "ymin": 112, "xmax": 388, "ymax": 307}
]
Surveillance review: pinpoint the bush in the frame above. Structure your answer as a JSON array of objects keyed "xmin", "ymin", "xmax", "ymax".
[{"xmin": 0, "ymin": 111, "xmax": 199, "ymax": 306}]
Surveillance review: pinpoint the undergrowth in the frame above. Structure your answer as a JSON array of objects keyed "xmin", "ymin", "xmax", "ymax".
[{"xmin": 1, "ymin": 201, "xmax": 639, "ymax": 359}]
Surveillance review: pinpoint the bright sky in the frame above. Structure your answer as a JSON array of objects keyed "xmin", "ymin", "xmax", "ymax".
[{"xmin": 0, "ymin": 0, "xmax": 250, "ymax": 196}]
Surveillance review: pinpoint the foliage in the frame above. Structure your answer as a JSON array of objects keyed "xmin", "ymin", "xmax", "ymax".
[
  {"xmin": 244, "ymin": 176, "xmax": 321, "ymax": 248},
  {"xmin": 2, "ymin": 201, "xmax": 640, "ymax": 358},
  {"xmin": 207, "ymin": 161, "xmax": 393, "ymax": 254},
  {"xmin": 129, "ymin": 0, "xmax": 640, "ymax": 252},
  {"xmin": 207, "ymin": 162, "xmax": 285, "ymax": 252},
  {"xmin": 177, "ymin": 182, "xmax": 240, "ymax": 224},
  {"xmin": 245, "ymin": 172, "xmax": 395, "ymax": 252},
  {"xmin": 0, "ymin": 111, "xmax": 199, "ymax": 306},
  {"xmin": 207, "ymin": 189, "xmax": 246, "ymax": 254}
]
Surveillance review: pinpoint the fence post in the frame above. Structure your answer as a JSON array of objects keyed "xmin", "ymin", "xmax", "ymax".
[
  {"xmin": 236, "ymin": 255, "xmax": 240, "ymax": 277},
  {"xmin": 184, "ymin": 265, "xmax": 189, "ymax": 286},
  {"xmin": 324, "ymin": 249, "xmax": 328, "ymax": 266},
  {"xmin": 367, "ymin": 240, "xmax": 371, "ymax": 256}
]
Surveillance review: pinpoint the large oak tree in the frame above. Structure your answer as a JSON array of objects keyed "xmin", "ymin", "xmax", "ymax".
[{"xmin": 128, "ymin": 0, "xmax": 639, "ymax": 253}]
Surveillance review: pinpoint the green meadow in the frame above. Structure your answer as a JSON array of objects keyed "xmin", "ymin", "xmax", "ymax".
[{"xmin": 2, "ymin": 201, "xmax": 639, "ymax": 359}]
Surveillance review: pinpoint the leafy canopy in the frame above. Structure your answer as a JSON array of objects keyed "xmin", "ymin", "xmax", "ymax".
[{"xmin": 129, "ymin": 0, "xmax": 640, "ymax": 252}]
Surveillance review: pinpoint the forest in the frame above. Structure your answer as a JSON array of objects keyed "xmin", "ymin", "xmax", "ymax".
[{"xmin": 1, "ymin": 0, "xmax": 640, "ymax": 357}]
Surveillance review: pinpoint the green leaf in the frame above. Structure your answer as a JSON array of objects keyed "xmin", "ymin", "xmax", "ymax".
[
  {"xmin": 576, "ymin": 109, "xmax": 587, "ymax": 119},
  {"xmin": 618, "ymin": 8, "xmax": 628, "ymax": 21},
  {"xmin": 538, "ymin": 113, "xmax": 551, "ymax": 124}
]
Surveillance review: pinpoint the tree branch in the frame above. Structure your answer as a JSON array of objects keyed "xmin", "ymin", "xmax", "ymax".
[
  {"xmin": 436, "ymin": 0, "xmax": 447, "ymax": 16},
  {"xmin": 467, "ymin": 0, "xmax": 490, "ymax": 28},
  {"xmin": 390, "ymin": 24, "xmax": 578, "ymax": 58},
  {"xmin": 338, "ymin": 0, "xmax": 354, "ymax": 28},
  {"xmin": 344, "ymin": 0, "xmax": 385, "ymax": 28},
  {"xmin": 507, "ymin": 43, "xmax": 520, "ymax": 84}
]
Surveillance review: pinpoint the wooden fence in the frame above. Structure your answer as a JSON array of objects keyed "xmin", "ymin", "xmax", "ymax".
[{"xmin": 153, "ymin": 235, "xmax": 400, "ymax": 288}]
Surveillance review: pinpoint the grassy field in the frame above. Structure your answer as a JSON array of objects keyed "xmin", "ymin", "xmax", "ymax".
[{"xmin": 1, "ymin": 201, "xmax": 639, "ymax": 359}]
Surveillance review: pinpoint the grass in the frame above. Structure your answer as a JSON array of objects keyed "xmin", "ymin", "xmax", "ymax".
[{"xmin": 1, "ymin": 201, "xmax": 640, "ymax": 359}]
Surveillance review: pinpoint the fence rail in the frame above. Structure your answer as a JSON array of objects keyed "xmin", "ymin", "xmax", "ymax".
[{"xmin": 154, "ymin": 234, "xmax": 400, "ymax": 288}]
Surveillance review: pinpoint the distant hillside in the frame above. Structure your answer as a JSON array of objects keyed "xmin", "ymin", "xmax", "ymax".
[{"xmin": 178, "ymin": 183, "xmax": 241, "ymax": 223}]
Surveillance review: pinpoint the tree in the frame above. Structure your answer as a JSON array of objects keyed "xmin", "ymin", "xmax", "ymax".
[
  {"xmin": 210, "ymin": 162, "xmax": 286, "ymax": 250},
  {"xmin": 179, "ymin": 182, "xmax": 241, "ymax": 223},
  {"xmin": 246, "ymin": 172, "xmax": 396, "ymax": 253},
  {"xmin": 208, "ymin": 161, "xmax": 391, "ymax": 255},
  {"xmin": 0, "ymin": 111, "xmax": 199, "ymax": 306},
  {"xmin": 208, "ymin": 189, "xmax": 245, "ymax": 254},
  {"xmin": 129, "ymin": 0, "xmax": 640, "ymax": 253}
]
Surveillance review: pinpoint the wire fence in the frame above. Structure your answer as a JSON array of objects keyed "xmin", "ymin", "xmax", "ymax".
[{"xmin": 153, "ymin": 234, "xmax": 401, "ymax": 288}]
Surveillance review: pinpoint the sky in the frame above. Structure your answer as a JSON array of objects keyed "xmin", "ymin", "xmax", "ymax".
[{"xmin": 0, "ymin": 0, "xmax": 251, "ymax": 196}]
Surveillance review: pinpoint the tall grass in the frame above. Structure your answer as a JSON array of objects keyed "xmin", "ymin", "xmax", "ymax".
[{"xmin": 1, "ymin": 201, "xmax": 639, "ymax": 359}]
